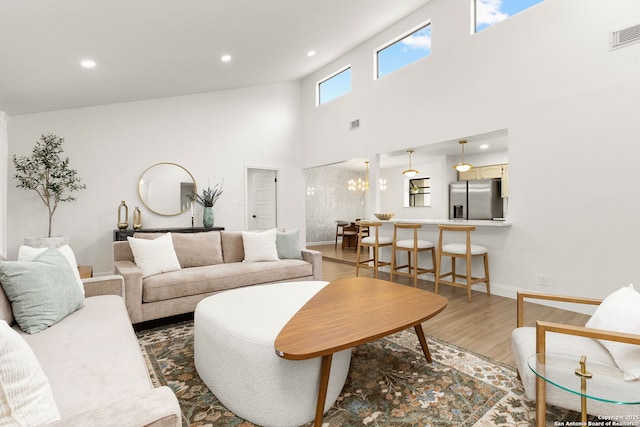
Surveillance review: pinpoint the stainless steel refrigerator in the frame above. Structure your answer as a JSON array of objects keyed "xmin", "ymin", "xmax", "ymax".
[{"xmin": 449, "ymin": 179, "xmax": 503, "ymax": 220}]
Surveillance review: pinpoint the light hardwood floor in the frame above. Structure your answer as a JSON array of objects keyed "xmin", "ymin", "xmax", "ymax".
[{"xmin": 315, "ymin": 243, "xmax": 590, "ymax": 368}]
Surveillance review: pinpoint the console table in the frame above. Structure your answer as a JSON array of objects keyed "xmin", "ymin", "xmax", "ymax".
[{"xmin": 113, "ymin": 226, "xmax": 224, "ymax": 241}]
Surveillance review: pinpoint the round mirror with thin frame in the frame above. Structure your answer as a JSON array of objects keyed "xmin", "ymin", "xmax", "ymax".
[{"xmin": 138, "ymin": 162, "xmax": 197, "ymax": 216}]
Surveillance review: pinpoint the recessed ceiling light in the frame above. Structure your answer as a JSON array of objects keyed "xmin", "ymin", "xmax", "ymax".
[
  {"xmin": 307, "ymin": 50, "xmax": 316, "ymax": 57},
  {"xmin": 480, "ymin": 144, "xmax": 489, "ymax": 149},
  {"xmin": 221, "ymin": 54, "xmax": 232, "ymax": 63},
  {"xmin": 80, "ymin": 59, "xmax": 96, "ymax": 68}
]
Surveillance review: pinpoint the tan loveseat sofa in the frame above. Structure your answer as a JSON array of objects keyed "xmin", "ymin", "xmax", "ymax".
[
  {"xmin": 114, "ymin": 230, "xmax": 322, "ymax": 324},
  {"xmin": 0, "ymin": 275, "xmax": 181, "ymax": 427}
]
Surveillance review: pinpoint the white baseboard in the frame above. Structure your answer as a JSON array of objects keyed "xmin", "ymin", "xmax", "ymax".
[{"xmin": 307, "ymin": 241, "xmax": 334, "ymax": 246}]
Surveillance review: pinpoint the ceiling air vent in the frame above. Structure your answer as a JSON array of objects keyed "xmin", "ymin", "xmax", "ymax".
[{"xmin": 611, "ymin": 23, "xmax": 640, "ymax": 50}]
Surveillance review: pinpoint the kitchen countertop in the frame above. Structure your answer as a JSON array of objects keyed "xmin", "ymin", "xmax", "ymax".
[{"xmin": 371, "ymin": 218, "xmax": 512, "ymax": 227}]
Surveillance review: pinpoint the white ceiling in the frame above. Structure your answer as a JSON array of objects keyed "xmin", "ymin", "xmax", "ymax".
[{"xmin": 0, "ymin": 0, "xmax": 431, "ymax": 116}]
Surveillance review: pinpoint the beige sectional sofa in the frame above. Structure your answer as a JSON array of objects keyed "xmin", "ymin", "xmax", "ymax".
[
  {"xmin": 0, "ymin": 274, "xmax": 181, "ymax": 427},
  {"xmin": 114, "ymin": 230, "xmax": 322, "ymax": 324}
]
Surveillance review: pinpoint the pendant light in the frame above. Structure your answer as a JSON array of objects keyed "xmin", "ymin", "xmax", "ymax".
[
  {"xmin": 364, "ymin": 161, "xmax": 369, "ymax": 190},
  {"xmin": 453, "ymin": 140, "xmax": 473, "ymax": 172},
  {"xmin": 402, "ymin": 150, "xmax": 419, "ymax": 177}
]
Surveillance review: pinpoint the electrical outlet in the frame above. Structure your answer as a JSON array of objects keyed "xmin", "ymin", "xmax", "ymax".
[{"xmin": 538, "ymin": 274, "xmax": 549, "ymax": 287}]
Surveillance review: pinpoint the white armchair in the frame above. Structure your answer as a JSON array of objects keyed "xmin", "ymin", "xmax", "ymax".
[{"xmin": 511, "ymin": 291, "xmax": 640, "ymax": 426}]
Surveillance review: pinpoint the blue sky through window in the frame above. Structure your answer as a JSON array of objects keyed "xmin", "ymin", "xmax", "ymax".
[
  {"xmin": 318, "ymin": 67, "xmax": 351, "ymax": 105},
  {"xmin": 377, "ymin": 24, "xmax": 431, "ymax": 79},
  {"xmin": 475, "ymin": 0, "xmax": 543, "ymax": 32}
]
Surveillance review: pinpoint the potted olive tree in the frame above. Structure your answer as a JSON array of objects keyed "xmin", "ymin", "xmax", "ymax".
[{"xmin": 13, "ymin": 133, "xmax": 86, "ymax": 246}]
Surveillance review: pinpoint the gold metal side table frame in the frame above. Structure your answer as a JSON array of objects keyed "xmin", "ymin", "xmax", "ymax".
[{"xmin": 528, "ymin": 353, "xmax": 640, "ymax": 427}]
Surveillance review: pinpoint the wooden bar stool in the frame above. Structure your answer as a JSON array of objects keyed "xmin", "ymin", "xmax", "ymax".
[
  {"xmin": 355, "ymin": 221, "xmax": 392, "ymax": 279},
  {"xmin": 434, "ymin": 224, "xmax": 490, "ymax": 302},
  {"xmin": 390, "ymin": 223, "xmax": 436, "ymax": 288}
]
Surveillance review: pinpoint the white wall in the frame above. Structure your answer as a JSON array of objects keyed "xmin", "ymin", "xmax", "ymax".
[
  {"xmin": 0, "ymin": 112, "xmax": 7, "ymax": 257},
  {"xmin": 7, "ymin": 82, "xmax": 303, "ymax": 274},
  {"xmin": 300, "ymin": 0, "xmax": 640, "ymax": 301}
]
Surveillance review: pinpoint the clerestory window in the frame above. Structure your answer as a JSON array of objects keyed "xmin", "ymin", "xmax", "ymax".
[
  {"xmin": 375, "ymin": 22, "xmax": 431, "ymax": 79},
  {"xmin": 317, "ymin": 66, "xmax": 351, "ymax": 106},
  {"xmin": 474, "ymin": 0, "xmax": 544, "ymax": 33}
]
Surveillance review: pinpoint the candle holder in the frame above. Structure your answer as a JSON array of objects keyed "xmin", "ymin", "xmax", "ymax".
[
  {"xmin": 117, "ymin": 201, "xmax": 129, "ymax": 230},
  {"xmin": 133, "ymin": 206, "xmax": 142, "ymax": 231}
]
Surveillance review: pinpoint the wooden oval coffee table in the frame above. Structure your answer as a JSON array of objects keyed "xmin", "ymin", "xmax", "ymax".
[{"xmin": 275, "ymin": 276, "xmax": 448, "ymax": 427}]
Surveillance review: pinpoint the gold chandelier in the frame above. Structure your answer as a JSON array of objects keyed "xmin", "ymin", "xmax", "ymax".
[
  {"xmin": 348, "ymin": 161, "xmax": 369, "ymax": 191},
  {"xmin": 402, "ymin": 150, "xmax": 419, "ymax": 177},
  {"xmin": 453, "ymin": 140, "xmax": 473, "ymax": 172}
]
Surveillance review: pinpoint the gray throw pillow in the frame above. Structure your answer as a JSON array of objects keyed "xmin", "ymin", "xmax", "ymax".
[
  {"xmin": 0, "ymin": 248, "xmax": 84, "ymax": 334},
  {"xmin": 276, "ymin": 229, "xmax": 303, "ymax": 260}
]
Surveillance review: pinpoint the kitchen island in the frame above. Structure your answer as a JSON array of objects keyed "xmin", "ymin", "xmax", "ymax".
[
  {"xmin": 372, "ymin": 218, "xmax": 512, "ymax": 227},
  {"xmin": 361, "ymin": 218, "xmax": 512, "ymax": 297},
  {"xmin": 370, "ymin": 218, "xmax": 511, "ymax": 252}
]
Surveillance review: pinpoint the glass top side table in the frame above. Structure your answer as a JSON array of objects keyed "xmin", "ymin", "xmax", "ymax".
[{"xmin": 528, "ymin": 353, "xmax": 640, "ymax": 426}]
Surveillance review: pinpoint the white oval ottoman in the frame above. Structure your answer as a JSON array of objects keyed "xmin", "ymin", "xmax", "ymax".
[{"xmin": 194, "ymin": 281, "xmax": 352, "ymax": 427}]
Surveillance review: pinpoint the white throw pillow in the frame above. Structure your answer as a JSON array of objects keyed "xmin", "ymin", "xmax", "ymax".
[
  {"xmin": 585, "ymin": 284, "xmax": 640, "ymax": 380},
  {"xmin": 241, "ymin": 229, "xmax": 279, "ymax": 262},
  {"xmin": 18, "ymin": 244, "xmax": 85, "ymax": 296},
  {"xmin": 0, "ymin": 320, "xmax": 61, "ymax": 425},
  {"xmin": 127, "ymin": 233, "xmax": 181, "ymax": 278}
]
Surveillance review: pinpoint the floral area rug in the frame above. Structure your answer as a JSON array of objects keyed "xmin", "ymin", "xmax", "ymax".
[{"xmin": 136, "ymin": 320, "xmax": 582, "ymax": 427}]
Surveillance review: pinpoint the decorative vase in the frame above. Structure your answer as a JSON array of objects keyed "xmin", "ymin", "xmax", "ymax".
[
  {"xmin": 133, "ymin": 207, "xmax": 142, "ymax": 231},
  {"xmin": 203, "ymin": 206, "xmax": 214, "ymax": 228},
  {"xmin": 117, "ymin": 201, "xmax": 129, "ymax": 229}
]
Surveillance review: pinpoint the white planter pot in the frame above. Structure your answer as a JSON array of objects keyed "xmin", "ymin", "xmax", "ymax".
[{"xmin": 23, "ymin": 236, "xmax": 69, "ymax": 248}]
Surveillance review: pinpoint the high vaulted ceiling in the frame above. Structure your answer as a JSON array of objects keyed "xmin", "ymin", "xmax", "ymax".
[{"xmin": 0, "ymin": 0, "xmax": 431, "ymax": 116}]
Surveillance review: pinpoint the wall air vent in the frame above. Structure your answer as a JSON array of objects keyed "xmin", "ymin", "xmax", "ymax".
[
  {"xmin": 349, "ymin": 119, "xmax": 360, "ymax": 130},
  {"xmin": 611, "ymin": 23, "xmax": 640, "ymax": 50}
]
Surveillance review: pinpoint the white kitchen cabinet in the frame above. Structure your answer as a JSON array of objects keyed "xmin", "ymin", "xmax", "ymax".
[{"xmin": 458, "ymin": 163, "xmax": 509, "ymax": 197}]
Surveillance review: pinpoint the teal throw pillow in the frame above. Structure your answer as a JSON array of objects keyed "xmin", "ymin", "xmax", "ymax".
[
  {"xmin": 276, "ymin": 229, "xmax": 303, "ymax": 260},
  {"xmin": 0, "ymin": 248, "xmax": 84, "ymax": 334}
]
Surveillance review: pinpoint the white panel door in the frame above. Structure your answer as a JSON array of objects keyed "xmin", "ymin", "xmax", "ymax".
[{"xmin": 247, "ymin": 169, "xmax": 277, "ymax": 230}]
